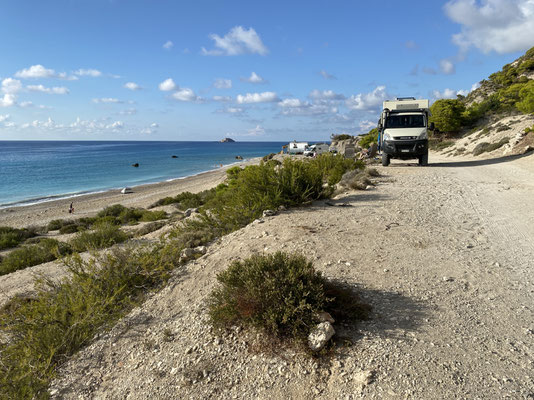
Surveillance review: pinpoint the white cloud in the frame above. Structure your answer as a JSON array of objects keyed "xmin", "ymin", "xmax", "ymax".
[
  {"xmin": 158, "ymin": 78, "xmax": 177, "ymax": 91},
  {"xmin": 308, "ymin": 89, "xmax": 345, "ymax": 101},
  {"xmin": 445, "ymin": 0, "xmax": 534, "ymax": 54},
  {"xmin": 432, "ymin": 88, "xmax": 464, "ymax": 99},
  {"xmin": 240, "ymin": 72, "xmax": 266, "ymax": 84},
  {"xmin": 150, "ymin": 122, "xmax": 159, "ymax": 128},
  {"xmin": 217, "ymin": 106, "xmax": 244, "ymax": 114},
  {"xmin": 201, "ymin": 26, "xmax": 268, "ymax": 56},
  {"xmin": 14, "ymin": 64, "xmax": 76, "ymax": 80},
  {"xmin": 471, "ymin": 81, "xmax": 481, "ymax": 91},
  {"xmin": 119, "ymin": 108, "xmax": 137, "ymax": 115},
  {"xmin": 27, "ymin": 84, "xmax": 69, "ymax": 94},
  {"xmin": 439, "ymin": 59, "xmax": 456, "ymax": 74},
  {"xmin": 171, "ymin": 88, "xmax": 200, "ymax": 102},
  {"xmin": 92, "ymin": 98, "xmax": 122, "ymax": 104},
  {"xmin": 319, "ymin": 70, "xmax": 337, "ymax": 80},
  {"xmin": 0, "ymin": 94, "xmax": 16, "ymax": 107},
  {"xmin": 124, "ymin": 82, "xmax": 141, "ymax": 91},
  {"xmin": 213, "ymin": 95, "xmax": 233, "ymax": 102},
  {"xmin": 163, "ymin": 40, "xmax": 174, "ymax": 50},
  {"xmin": 247, "ymin": 125, "xmax": 265, "ymax": 136},
  {"xmin": 345, "ymin": 86, "xmax": 389, "ymax": 111},
  {"xmin": 214, "ymin": 78, "xmax": 232, "ymax": 89},
  {"xmin": 74, "ymin": 69, "xmax": 102, "ymax": 77},
  {"xmin": 2, "ymin": 78, "xmax": 22, "ymax": 94},
  {"xmin": 358, "ymin": 120, "xmax": 377, "ymax": 132},
  {"xmin": 277, "ymin": 98, "xmax": 337, "ymax": 116},
  {"xmin": 236, "ymin": 91, "xmax": 279, "ymax": 104},
  {"xmin": 106, "ymin": 121, "xmax": 124, "ymax": 129},
  {"xmin": 0, "ymin": 114, "xmax": 9, "ymax": 122}
]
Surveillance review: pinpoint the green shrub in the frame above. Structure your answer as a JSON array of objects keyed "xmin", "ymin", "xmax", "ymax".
[
  {"xmin": 59, "ymin": 224, "xmax": 81, "ymax": 234},
  {"xmin": 473, "ymin": 137, "xmax": 510, "ymax": 156},
  {"xmin": 97, "ymin": 204, "xmax": 128, "ymax": 218},
  {"xmin": 134, "ymin": 221, "xmax": 166, "ymax": 237},
  {"xmin": 262, "ymin": 153, "xmax": 276, "ymax": 162},
  {"xmin": 0, "ymin": 245, "xmax": 177, "ymax": 399},
  {"xmin": 339, "ymin": 169, "xmax": 376, "ymax": 191},
  {"xmin": 429, "ymin": 139, "xmax": 455, "ymax": 151},
  {"xmin": 209, "ymin": 252, "xmax": 329, "ymax": 341},
  {"xmin": 149, "ymin": 190, "xmax": 215, "ymax": 210},
  {"xmin": 331, "ymin": 133, "xmax": 352, "ymax": 141},
  {"xmin": 516, "ymin": 81, "xmax": 534, "ymax": 114},
  {"xmin": 47, "ymin": 219, "xmax": 64, "ymax": 231},
  {"xmin": 140, "ymin": 210, "xmax": 167, "ymax": 222},
  {"xmin": 70, "ymin": 222, "xmax": 128, "ymax": 252},
  {"xmin": 0, "ymin": 239, "xmax": 72, "ymax": 275},
  {"xmin": 0, "ymin": 226, "xmax": 37, "ymax": 250},
  {"xmin": 358, "ymin": 128, "xmax": 378, "ymax": 149},
  {"xmin": 430, "ymin": 99, "xmax": 466, "ymax": 133}
]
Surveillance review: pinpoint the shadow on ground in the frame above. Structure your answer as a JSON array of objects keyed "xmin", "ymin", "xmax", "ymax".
[
  {"xmin": 333, "ymin": 283, "xmax": 430, "ymax": 343},
  {"xmin": 431, "ymin": 151, "xmax": 533, "ymax": 168}
]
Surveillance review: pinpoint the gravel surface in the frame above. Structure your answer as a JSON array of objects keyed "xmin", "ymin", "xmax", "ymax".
[{"xmin": 41, "ymin": 151, "xmax": 534, "ymax": 398}]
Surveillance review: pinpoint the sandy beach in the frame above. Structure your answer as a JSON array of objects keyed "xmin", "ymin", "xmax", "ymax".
[{"xmin": 0, "ymin": 158, "xmax": 261, "ymax": 229}]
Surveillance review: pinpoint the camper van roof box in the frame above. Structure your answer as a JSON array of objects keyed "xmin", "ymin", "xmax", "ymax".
[
  {"xmin": 383, "ymin": 99, "xmax": 429, "ymax": 111},
  {"xmin": 396, "ymin": 97, "xmax": 416, "ymax": 101}
]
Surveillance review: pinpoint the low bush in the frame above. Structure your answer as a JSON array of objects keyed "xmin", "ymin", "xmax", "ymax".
[
  {"xmin": 208, "ymin": 252, "xmax": 370, "ymax": 347},
  {"xmin": 134, "ymin": 221, "xmax": 166, "ymax": 237},
  {"xmin": 150, "ymin": 189, "xmax": 216, "ymax": 210},
  {"xmin": 209, "ymin": 252, "xmax": 329, "ymax": 341},
  {"xmin": 47, "ymin": 219, "xmax": 64, "ymax": 231},
  {"xmin": 429, "ymin": 139, "xmax": 455, "ymax": 151},
  {"xmin": 59, "ymin": 224, "xmax": 81, "ymax": 234},
  {"xmin": 358, "ymin": 128, "xmax": 378, "ymax": 149},
  {"xmin": 339, "ymin": 170, "xmax": 376, "ymax": 191},
  {"xmin": 0, "ymin": 245, "xmax": 178, "ymax": 399},
  {"xmin": 262, "ymin": 153, "xmax": 276, "ymax": 162},
  {"xmin": 70, "ymin": 222, "xmax": 129, "ymax": 252},
  {"xmin": 473, "ymin": 137, "xmax": 510, "ymax": 156},
  {"xmin": 0, "ymin": 226, "xmax": 38, "ymax": 250},
  {"xmin": 0, "ymin": 239, "xmax": 72, "ymax": 275}
]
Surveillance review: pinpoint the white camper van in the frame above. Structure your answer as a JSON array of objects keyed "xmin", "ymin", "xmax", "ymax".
[
  {"xmin": 378, "ymin": 97, "xmax": 434, "ymax": 166},
  {"xmin": 288, "ymin": 141, "xmax": 308, "ymax": 155},
  {"xmin": 304, "ymin": 143, "xmax": 330, "ymax": 157}
]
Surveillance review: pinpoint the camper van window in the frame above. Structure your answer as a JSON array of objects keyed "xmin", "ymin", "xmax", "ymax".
[{"xmin": 385, "ymin": 115, "xmax": 425, "ymax": 128}]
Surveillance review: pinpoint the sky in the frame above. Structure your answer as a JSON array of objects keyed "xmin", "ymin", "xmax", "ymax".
[{"xmin": 1, "ymin": 0, "xmax": 534, "ymax": 142}]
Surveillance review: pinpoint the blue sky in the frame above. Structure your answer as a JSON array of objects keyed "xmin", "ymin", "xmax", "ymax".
[{"xmin": 1, "ymin": 0, "xmax": 533, "ymax": 141}]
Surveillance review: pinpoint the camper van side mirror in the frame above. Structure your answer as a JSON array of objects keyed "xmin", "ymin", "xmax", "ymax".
[
  {"xmin": 378, "ymin": 122, "xmax": 383, "ymax": 130},
  {"xmin": 429, "ymin": 122, "xmax": 435, "ymax": 131}
]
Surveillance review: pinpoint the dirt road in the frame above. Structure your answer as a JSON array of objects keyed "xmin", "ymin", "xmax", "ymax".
[{"xmin": 44, "ymin": 151, "xmax": 534, "ymax": 398}]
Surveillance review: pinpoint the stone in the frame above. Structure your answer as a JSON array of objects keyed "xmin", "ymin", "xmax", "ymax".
[
  {"xmin": 262, "ymin": 209, "xmax": 276, "ymax": 217},
  {"xmin": 315, "ymin": 311, "xmax": 335, "ymax": 324},
  {"xmin": 308, "ymin": 322, "xmax": 335, "ymax": 351},
  {"xmin": 132, "ymin": 163, "xmax": 139, "ymax": 167},
  {"xmin": 184, "ymin": 208, "xmax": 198, "ymax": 217},
  {"xmin": 235, "ymin": 155, "xmax": 243, "ymax": 160}
]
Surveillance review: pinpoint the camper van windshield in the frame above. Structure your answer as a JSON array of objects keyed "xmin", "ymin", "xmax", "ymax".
[{"xmin": 385, "ymin": 114, "xmax": 425, "ymax": 128}]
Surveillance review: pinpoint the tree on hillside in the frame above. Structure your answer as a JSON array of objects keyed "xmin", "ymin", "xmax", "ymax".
[
  {"xmin": 430, "ymin": 99, "xmax": 466, "ymax": 133},
  {"xmin": 516, "ymin": 81, "xmax": 534, "ymax": 114}
]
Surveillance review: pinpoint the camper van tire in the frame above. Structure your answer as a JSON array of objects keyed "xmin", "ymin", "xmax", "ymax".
[
  {"xmin": 418, "ymin": 153, "xmax": 428, "ymax": 166},
  {"xmin": 381, "ymin": 153, "xmax": 390, "ymax": 167}
]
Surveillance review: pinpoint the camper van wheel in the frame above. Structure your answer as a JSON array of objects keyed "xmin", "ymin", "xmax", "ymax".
[
  {"xmin": 381, "ymin": 153, "xmax": 390, "ymax": 167},
  {"xmin": 419, "ymin": 153, "xmax": 428, "ymax": 166}
]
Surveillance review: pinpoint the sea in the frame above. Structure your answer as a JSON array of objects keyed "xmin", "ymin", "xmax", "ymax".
[{"xmin": 0, "ymin": 141, "xmax": 287, "ymax": 208}]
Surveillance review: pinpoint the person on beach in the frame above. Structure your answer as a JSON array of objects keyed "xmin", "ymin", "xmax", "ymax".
[{"xmin": 69, "ymin": 203, "xmax": 74, "ymax": 214}]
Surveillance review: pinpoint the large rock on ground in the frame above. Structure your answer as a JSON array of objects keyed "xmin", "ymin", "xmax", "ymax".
[{"xmin": 308, "ymin": 321, "xmax": 335, "ymax": 351}]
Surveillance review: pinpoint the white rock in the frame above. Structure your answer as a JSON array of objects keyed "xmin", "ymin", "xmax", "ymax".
[{"xmin": 308, "ymin": 322, "xmax": 335, "ymax": 351}]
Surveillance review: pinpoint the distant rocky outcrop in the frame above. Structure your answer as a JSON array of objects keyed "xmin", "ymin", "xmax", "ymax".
[
  {"xmin": 220, "ymin": 138, "xmax": 235, "ymax": 143},
  {"xmin": 132, "ymin": 163, "xmax": 139, "ymax": 167}
]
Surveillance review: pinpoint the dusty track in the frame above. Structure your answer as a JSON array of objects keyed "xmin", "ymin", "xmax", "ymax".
[{"xmin": 42, "ymin": 151, "xmax": 534, "ymax": 398}]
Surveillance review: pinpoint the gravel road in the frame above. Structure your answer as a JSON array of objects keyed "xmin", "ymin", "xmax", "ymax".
[{"xmin": 48, "ymin": 152, "xmax": 534, "ymax": 399}]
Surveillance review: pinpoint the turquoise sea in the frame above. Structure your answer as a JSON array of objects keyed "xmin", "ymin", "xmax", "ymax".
[{"xmin": 0, "ymin": 141, "xmax": 286, "ymax": 207}]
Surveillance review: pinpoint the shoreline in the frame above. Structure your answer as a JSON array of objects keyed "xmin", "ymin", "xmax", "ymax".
[{"xmin": 0, "ymin": 157, "xmax": 262, "ymax": 229}]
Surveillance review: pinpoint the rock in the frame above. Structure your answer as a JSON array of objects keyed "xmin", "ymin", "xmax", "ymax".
[
  {"xmin": 278, "ymin": 205, "xmax": 287, "ymax": 211},
  {"xmin": 184, "ymin": 208, "xmax": 198, "ymax": 217},
  {"xmin": 522, "ymin": 145, "xmax": 534, "ymax": 154},
  {"xmin": 132, "ymin": 163, "xmax": 139, "ymax": 167},
  {"xmin": 262, "ymin": 209, "xmax": 276, "ymax": 217},
  {"xmin": 235, "ymin": 155, "xmax": 243, "ymax": 160},
  {"xmin": 308, "ymin": 322, "xmax": 335, "ymax": 351},
  {"xmin": 220, "ymin": 138, "xmax": 235, "ymax": 143},
  {"xmin": 315, "ymin": 311, "xmax": 335, "ymax": 324},
  {"xmin": 179, "ymin": 246, "xmax": 207, "ymax": 263},
  {"xmin": 171, "ymin": 155, "xmax": 178, "ymax": 158}
]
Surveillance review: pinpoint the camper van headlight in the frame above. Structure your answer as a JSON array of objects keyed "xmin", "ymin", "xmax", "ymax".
[
  {"xmin": 417, "ymin": 131, "xmax": 428, "ymax": 140},
  {"xmin": 383, "ymin": 132, "xmax": 392, "ymax": 141}
]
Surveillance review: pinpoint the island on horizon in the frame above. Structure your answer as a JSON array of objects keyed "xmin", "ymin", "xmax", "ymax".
[{"xmin": 220, "ymin": 138, "xmax": 235, "ymax": 143}]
